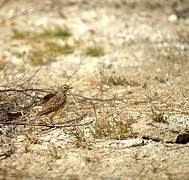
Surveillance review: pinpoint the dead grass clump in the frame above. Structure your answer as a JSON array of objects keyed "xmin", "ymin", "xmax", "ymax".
[
  {"xmin": 11, "ymin": 30, "xmax": 29, "ymax": 40},
  {"xmin": 0, "ymin": 135, "xmax": 15, "ymax": 160},
  {"xmin": 70, "ymin": 127, "xmax": 89, "ymax": 148},
  {"xmin": 48, "ymin": 142, "xmax": 61, "ymax": 159},
  {"xmin": 29, "ymin": 48, "xmax": 51, "ymax": 66},
  {"xmin": 150, "ymin": 107, "xmax": 168, "ymax": 124},
  {"xmin": 43, "ymin": 27, "xmax": 72, "ymax": 39},
  {"xmin": 91, "ymin": 113, "xmax": 137, "ymax": 140},
  {"xmin": 12, "ymin": 27, "xmax": 72, "ymax": 40},
  {"xmin": 85, "ymin": 46, "xmax": 104, "ymax": 57},
  {"xmin": 29, "ymin": 42, "xmax": 74, "ymax": 66},
  {"xmin": 0, "ymin": 60, "xmax": 6, "ymax": 70},
  {"xmin": 99, "ymin": 71, "xmax": 129, "ymax": 87},
  {"xmin": 98, "ymin": 67, "xmax": 140, "ymax": 88},
  {"xmin": 24, "ymin": 132, "xmax": 41, "ymax": 153}
]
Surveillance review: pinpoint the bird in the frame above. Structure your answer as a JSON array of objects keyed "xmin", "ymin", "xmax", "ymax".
[{"xmin": 37, "ymin": 85, "xmax": 72, "ymax": 124}]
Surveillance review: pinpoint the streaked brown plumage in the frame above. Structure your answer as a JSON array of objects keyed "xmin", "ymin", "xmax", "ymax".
[{"xmin": 37, "ymin": 85, "xmax": 72, "ymax": 119}]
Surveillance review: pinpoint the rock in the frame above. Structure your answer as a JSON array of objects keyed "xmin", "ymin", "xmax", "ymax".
[
  {"xmin": 133, "ymin": 116, "xmax": 189, "ymax": 144},
  {"xmin": 166, "ymin": 114, "xmax": 189, "ymax": 130},
  {"xmin": 176, "ymin": 132, "xmax": 189, "ymax": 144},
  {"xmin": 94, "ymin": 138, "xmax": 145, "ymax": 149},
  {"xmin": 168, "ymin": 14, "xmax": 178, "ymax": 22}
]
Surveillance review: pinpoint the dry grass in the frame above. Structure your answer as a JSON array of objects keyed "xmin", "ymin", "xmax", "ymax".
[
  {"xmin": 91, "ymin": 112, "xmax": 137, "ymax": 140},
  {"xmin": 42, "ymin": 27, "xmax": 72, "ymax": 39},
  {"xmin": 85, "ymin": 46, "xmax": 104, "ymax": 57},
  {"xmin": 0, "ymin": 66, "xmax": 188, "ymax": 152},
  {"xmin": 0, "ymin": 62, "xmax": 6, "ymax": 70},
  {"xmin": 0, "ymin": 166, "xmax": 26, "ymax": 180},
  {"xmin": 0, "ymin": 80, "xmax": 140, "ymax": 151},
  {"xmin": 29, "ymin": 42, "xmax": 74, "ymax": 66},
  {"xmin": 11, "ymin": 28, "xmax": 75, "ymax": 66},
  {"xmin": 150, "ymin": 107, "xmax": 168, "ymax": 124}
]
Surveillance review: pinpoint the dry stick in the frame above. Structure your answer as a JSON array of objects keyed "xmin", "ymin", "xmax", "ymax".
[
  {"xmin": 0, "ymin": 87, "xmax": 159, "ymax": 107},
  {"xmin": 0, "ymin": 67, "xmax": 41, "ymax": 88},
  {"xmin": 91, "ymin": 101, "xmax": 98, "ymax": 123},
  {"xmin": 13, "ymin": 67, "xmax": 42, "ymax": 90},
  {"xmin": 0, "ymin": 113, "xmax": 89, "ymax": 128},
  {"xmin": 21, "ymin": 67, "xmax": 42, "ymax": 88},
  {"xmin": 64, "ymin": 56, "xmax": 86, "ymax": 84},
  {"xmin": 0, "ymin": 88, "xmax": 51, "ymax": 109},
  {"xmin": 74, "ymin": 94, "xmax": 129, "ymax": 102},
  {"xmin": 0, "ymin": 74, "xmax": 27, "ymax": 90},
  {"xmin": 58, "ymin": 56, "xmax": 86, "ymax": 116},
  {"xmin": 13, "ymin": 69, "xmax": 31, "ymax": 88},
  {"xmin": 73, "ymin": 93, "xmax": 159, "ymax": 103},
  {"xmin": 69, "ymin": 91, "xmax": 78, "ymax": 106},
  {"xmin": 3, "ymin": 8, "xmax": 29, "ymax": 21},
  {"xmin": 0, "ymin": 88, "xmax": 51, "ymax": 93},
  {"xmin": 0, "ymin": 121, "xmax": 91, "ymax": 129},
  {"xmin": 2, "ymin": 67, "xmax": 42, "ymax": 90}
]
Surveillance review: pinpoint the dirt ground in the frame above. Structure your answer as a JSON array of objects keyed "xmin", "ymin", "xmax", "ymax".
[{"xmin": 0, "ymin": 0, "xmax": 189, "ymax": 180}]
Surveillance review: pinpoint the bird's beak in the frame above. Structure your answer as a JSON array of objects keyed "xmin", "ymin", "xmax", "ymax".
[{"xmin": 69, "ymin": 86, "xmax": 73, "ymax": 89}]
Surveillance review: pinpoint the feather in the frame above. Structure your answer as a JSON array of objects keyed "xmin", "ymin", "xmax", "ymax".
[{"xmin": 37, "ymin": 94, "xmax": 66, "ymax": 116}]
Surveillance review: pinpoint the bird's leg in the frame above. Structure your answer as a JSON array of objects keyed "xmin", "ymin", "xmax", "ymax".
[
  {"xmin": 49, "ymin": 112, "xmax": 56, "ymax": 127},
  {"xmin": 49, "ymin": 108, "xmax": 62, "ymax": 126},
  {"xmin": 48, "ymin": 117, "xmax": 54, "ymax": 127}
]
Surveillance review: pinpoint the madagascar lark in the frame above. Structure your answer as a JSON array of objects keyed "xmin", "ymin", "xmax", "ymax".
[{"xmin": 37, "ymin": 85, "xmax": 72, "ymax": 122}]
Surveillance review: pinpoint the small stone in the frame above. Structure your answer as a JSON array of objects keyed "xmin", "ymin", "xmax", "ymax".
[
  {"xmin": 176, "ymin": 132, "xmax": 189, "ymax": 144},
  {"xmin": 168, "ymin": 14, "xmax": 178, "ymax": 22}
]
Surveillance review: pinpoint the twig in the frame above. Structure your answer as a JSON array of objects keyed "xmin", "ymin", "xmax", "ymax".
[
  {"xmin": 64, "ymin": 56, "xmax": 86, "ymax": 84},
  {"xmin": 0, "ymin": 88, "xmax": 51, "ymax": 93},
  {"xmin": 5, "ymin": 8, "xmax": 28, "ymax": 21},
  {"xmin": 73, "ymin": 94, "xmax": 159, "ymax": 103},
  {"xmin": 73, "ymin": 94, "xmax": 129, "ymax": 101},
  {"xmin": 0, "ymin": 121, "xmax": 91, "ymax": 128},
  {"xmin": 19, "ymin": 67, "xmax": 42, "ymax": 88}
]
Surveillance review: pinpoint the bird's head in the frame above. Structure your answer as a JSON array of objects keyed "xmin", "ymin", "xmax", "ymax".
[{"xmin": 58, "ymin": 85, "xmax": 72, "ymax": 93}]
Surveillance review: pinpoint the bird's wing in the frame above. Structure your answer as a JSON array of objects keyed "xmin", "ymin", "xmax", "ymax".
[{"xmin": 37, "ymin": 95, "xmax": 66, "ymax": 116}]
